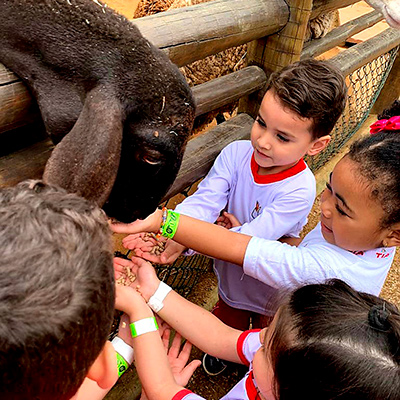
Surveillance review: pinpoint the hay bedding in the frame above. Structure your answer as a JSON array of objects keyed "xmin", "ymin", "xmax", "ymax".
[{"xmin": 134, "ymin": 0, "xmax": 247, "ymax": 135}]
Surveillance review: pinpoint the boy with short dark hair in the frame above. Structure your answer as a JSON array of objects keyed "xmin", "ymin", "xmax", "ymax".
[
  {"xmin": 0, "ymin": 180, "xmax": 117, "ymax": 400},
  {"xmin": 120, "ymin": 58, "xmax": 348, "ymax": 375}
]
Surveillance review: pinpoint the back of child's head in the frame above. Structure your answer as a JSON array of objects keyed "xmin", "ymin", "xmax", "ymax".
[
  {"xmin": 267, "ymin": 58, "xmax": 347, "ymax": 139},
  {"xmin": 268, "ymin": 279, "xmax": 400, "ymax": 399},
  {"xmin": 347, "ymin": 100, "xmax": 400, "ymax": 229},
  {"xmin": 0, "ymin": 180, "xmax": 115, "ymax": 400}
]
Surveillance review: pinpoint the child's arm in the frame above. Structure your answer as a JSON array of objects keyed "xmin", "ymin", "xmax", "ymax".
[
  {"xmin": 279, "ymin": 236, "xmax": 302, "ymax": 246},
  {"xmin": 113, "ymin": 209, "xmax": 251, "ymax": 267},
  {"xmin": 115, "ymin": 284, "xmax": 184, "ymax": 400},
  {"xmin": 115, "ymin": 257, "xmax": 243, "ymax": 363},
  {"xmin": 113, "ymin": 213, "xmax": 335, "ymax": 291}
]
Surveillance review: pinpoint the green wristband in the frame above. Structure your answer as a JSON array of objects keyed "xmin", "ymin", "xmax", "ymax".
[
  {"xmin": 162, "ymin": 210, "xmax": 180, "ymax": 239},
  {"xmin": 130, "ymin": 317, "xmax": 159, "ymax": 338},
  {"xmin": 116, "ymin": 352, "xmax": 129, "ymax": 377}
]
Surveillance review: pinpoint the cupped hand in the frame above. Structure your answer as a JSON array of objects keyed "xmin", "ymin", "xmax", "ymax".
[
  {"xmin": 114, "ymin": 256, "xmax": 160, "ymax": 302},
  {"xmin": 122, "ymin": 235, "xmax": 186, "ymax": 265},
  {"xmin": 216, "ymin": 211, "xmax": 241, "ymax": 229}
]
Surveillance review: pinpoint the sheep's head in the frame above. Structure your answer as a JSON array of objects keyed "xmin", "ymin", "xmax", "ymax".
[
  {"xmin": 42, "ymin": 53, "xmax": 195, "ymax": 223},
  {"xmin": 103, "ymin": 82, "xmax": 195, "ymax": 222},
  {"xmin": 0, "ymin": 0, "xmax": 198, "ymax": 223}
]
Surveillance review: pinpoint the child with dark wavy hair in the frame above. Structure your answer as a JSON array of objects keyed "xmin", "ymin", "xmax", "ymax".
[{"xmin": 115, "ymin": 257, "xmax": 400, "ymax": 400}]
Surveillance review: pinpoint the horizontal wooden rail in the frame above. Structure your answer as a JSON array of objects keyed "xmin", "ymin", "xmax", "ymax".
[
  {"xmin": 330, "ymin": 27, "xmax": 400, "ymax": 76},
  {"xmin": 302, "ymin": 10, "xmax": 383, "ymax": 59},
  {"xmin": 0, "ymin": 138, "xmax": 54, "ymax": 188},
  {"xmin": 311, "ymin": 0, "xmax": 358, "ymax": 18},
  {"xmin": 0, "ymin": 112, "xmax": 254, "ymax": 196},
  {"xmin": 133, "ymin": 0, "xmax": 288, "ymax": 67},
  {"xmin": 0, "ymin": 65, "xmax": 266, "ymax": 135},
  {"xmin": 163, "ymin": 112, "xmax": 253, "ymax": 200},
  {"xmin": 192, "ymin": 66, "xmax": 267, "ymax": 116}
]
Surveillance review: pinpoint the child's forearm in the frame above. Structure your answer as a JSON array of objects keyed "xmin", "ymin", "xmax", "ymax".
[
  {"xmin": 173, "ymin": 213, "xmax": 251, "ymax": 266},
  {"xmin": 127, "ymin": 307, "xmax": 183, "ymax": 400},
  {"xmin": 131, "ymin": 329, "xmax": 182, "ymax": 400},
  {"xmin": 157, "ymin": 289, "xmax": 242, "ymax": 364}
]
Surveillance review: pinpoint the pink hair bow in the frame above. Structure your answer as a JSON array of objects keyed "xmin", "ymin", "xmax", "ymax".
[{"xmin": 370, "ymin": 115, "xmax": 400, "ymax": 134}]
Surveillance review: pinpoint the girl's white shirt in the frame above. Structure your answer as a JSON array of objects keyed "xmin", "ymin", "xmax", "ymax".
[
  {"xmin": 244, "ymin": 222, "xmax": 395, "ymax": 296},
  {"xmin": 171, "ymin": 330, "xmax": 262, "ymax": 400}
]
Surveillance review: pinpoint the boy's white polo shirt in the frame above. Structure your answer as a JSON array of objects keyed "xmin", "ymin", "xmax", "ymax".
[{"xmin": 176, "ymin": 140, "xmax": 316, "ymax": 315}]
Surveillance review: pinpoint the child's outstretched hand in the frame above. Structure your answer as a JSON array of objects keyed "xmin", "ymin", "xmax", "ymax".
[
  {"xmin": 216, "ymin": 211, "xmax": 241, "ymax": 229},
  {"xmin": 161, "ymin": 325, "xmax": 201, "ymax": 387},
  {"xmin": 111, "ymin": 208, "xmax": 162, "ymax": 236},
  {"xmin": 114, "ymin": 256, "xmax": 161, "ymax": 302}
]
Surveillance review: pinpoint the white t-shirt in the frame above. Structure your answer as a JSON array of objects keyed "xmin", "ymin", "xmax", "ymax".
[
  {"xmin": 171, "ymin": 330, "xmax": 262, "ymax": 400},
  {"xmin": 176, "ymin": 140, "xmax": 316, "ymax": 314},
  {"xmin": 244, "ymin": 222, "xmax": 396, "ymax": 296}
]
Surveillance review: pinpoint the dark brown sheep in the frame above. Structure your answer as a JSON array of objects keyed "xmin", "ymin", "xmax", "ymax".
[{"xmin": 0, "ymin": 0, "xmax": 195, "ymax": 222}]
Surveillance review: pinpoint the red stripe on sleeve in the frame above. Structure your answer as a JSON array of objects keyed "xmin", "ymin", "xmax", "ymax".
[
  {"xmin": 236, "ymin": 329, "xmax": 262, "ymax": 366},
  {"xmin": 172, "ymin": 389, "xmax": 193, "ymax": 400}
]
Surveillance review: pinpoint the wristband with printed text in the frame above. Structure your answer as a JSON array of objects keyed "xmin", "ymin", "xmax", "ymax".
[
  {"xmin": 116, "ymin": 352, "xmax": 129, "ymax": 377},
  {"xmin": 162, "ymin": 210, "xmax": 180, "ymax": 239}
]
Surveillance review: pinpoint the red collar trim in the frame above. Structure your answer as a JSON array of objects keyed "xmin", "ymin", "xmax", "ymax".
[
  {"xmin": 245, "ymin": 370, "xmax": 262, "ymax": 400},
  {"xmin": 251, "ymin": 154, "xmax": 307, "ymax": 184}
]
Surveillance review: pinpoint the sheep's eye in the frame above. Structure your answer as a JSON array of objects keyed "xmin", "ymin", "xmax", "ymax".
[
  {"xmin": 139, "ymin": 148, "xmax": 163, "ymax": 165},
  {"xmin": 143, "ymin": 155, "xmax": 161, "ymax": 165}
]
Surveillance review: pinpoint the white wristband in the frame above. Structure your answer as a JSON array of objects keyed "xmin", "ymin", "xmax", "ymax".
[
  {"xmin": 130, "ymin": 317, "xmax": 159, "ymax": 337},
  {"xmin": 147, "ymin": 281, "xmax": 172, "ymax": 312},
  {"xmin": 111, "ymin": 336, "xmax": 134, "ymax": 364}
]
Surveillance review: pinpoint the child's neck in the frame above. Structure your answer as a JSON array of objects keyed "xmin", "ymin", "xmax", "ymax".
[{"xmin": 257, "ymin": 160, "xmax": 301, "ymax": 176}]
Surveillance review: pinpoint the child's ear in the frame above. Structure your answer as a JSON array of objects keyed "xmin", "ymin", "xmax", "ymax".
[
  {"xmin": 307, "ymin": 135, "xmax": 331, "ymax": 156},
  {"xmin": 384, "ymin": 224, "xmax": 400, "ymax": 247},
  {"xmin": 86, "ymin": 341, "xmax": 118, "ymax": 390}
]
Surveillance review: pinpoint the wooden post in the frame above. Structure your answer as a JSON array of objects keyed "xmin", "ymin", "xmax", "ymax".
[
  {"xmin": 239, "ymin": 0, "xmax": 313, "ymax": 118},
  {"xmin": 371, "ymin": 50, "xmax": 400, "ymax": 114}
]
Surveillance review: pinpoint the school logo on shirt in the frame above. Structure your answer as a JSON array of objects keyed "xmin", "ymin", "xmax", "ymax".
[
  {"xmin": 376, "ymin": 248, "xmax": 390, "ymax": 259},
  {"xmin": 251, "ymin": 201, "xmax": 262, "ymax": 219},
  {"xmin": 351, "ymin": 250, "xmax": 364, "ymax": 256}
]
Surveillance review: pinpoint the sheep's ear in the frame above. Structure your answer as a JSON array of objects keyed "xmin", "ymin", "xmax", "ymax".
[{"xmin": 43, "ymin": 86, "xmax": 123, "ymax": 206}]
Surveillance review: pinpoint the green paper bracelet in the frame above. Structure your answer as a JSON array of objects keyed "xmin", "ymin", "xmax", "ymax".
[
  {"xmin": 116, "ymin": 352, "xmax": 129, "ymax": 377},
  {"xmin": 162, "ymin": 210, "xmax": 180, "ymax": 239},
  {"xmin": 130, "ymin": 317, "xmax": 159, "ymax": 338}
]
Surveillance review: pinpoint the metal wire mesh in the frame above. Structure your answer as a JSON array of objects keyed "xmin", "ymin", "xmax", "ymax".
[
  {"xmin": 306, "ymin": 46, "xmax": 399, "ymax": 171},
  {"xmin": 115, "ymin": 248, "xmax": 212, "ymax": 297}
]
